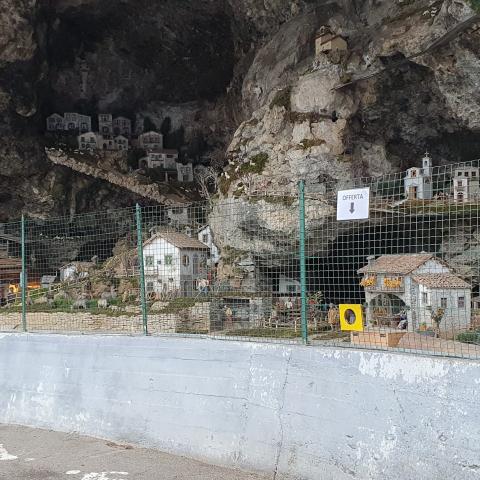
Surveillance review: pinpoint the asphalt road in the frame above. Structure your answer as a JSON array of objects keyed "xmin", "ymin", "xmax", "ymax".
[{"xmin": 0, "ymin": 424, "xmax": 267, "ymax": 480}]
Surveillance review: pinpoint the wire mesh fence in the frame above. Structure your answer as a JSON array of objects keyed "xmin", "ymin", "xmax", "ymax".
[{"xmin": 1, "ymin": 157, "xmax": 480, "ymax": 358}]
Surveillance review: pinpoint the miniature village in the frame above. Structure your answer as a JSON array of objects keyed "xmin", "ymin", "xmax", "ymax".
[
  {"xmin": 46, "ymin": 113, "xmax": 194, "ymax": 183},
  {"xmin": 0, "ymin": 25, "xmax": 477, "ymax": 354}
]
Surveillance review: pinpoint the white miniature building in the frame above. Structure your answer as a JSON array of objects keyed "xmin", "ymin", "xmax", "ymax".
[
  {"xmin": 114, "ymin": 135, "xmax": 129, "ymax": 151},
  {"xmin": 46, "ymin": 113, "xmax": 65, "ymax": 131},
  {"xmin": 140, "ymin": 150, "xmax": 178, "ymax": 170},
  {"xmin": 139, "ymin": 131, "xmax": 163, "ymax": 152},
  {"xmin": 278, "ymin": 275, "xmax": 301, "ymax": 295},
  {"xmin": 98, "ymin": 114, "xmax": 113, "ymax": 136},
  {"xmin": 198, "ymin": 225, "xmax": 220, "ymax": 265},
  {"xmin": 358, "ymin": 254, "xmax": 471, "ymax": 333},
  {"xmin": 404, "ymin": 152, "xmax": 433, "ymax": 200},
  {"xmin": 98, "ymin": 136, "xmax": 116, "ymax": 150},
  {"xmin": 453, "ymin": 166, "xmax": 480, "ymax": 202},
  {"xmin": 113, "ymin": 117, "xmax": 132, "ymax": 137},
  {"xmin": 315, "ymin": 26, "xmax": 347, "ymax": 55},
  {"xmin": 64, "ymin": 113, "xmax": 91, "ymax": 133},
  {"xmin": 78, "ymin": 132, "xmax": 99, "ymax": 151},
  {"xmin": 142, "ymin": 232, "xmax": 209, "ymax": 296},
  {"xmin": 177, "ymin": 163, "xmax": 194, "ymax": 182}
]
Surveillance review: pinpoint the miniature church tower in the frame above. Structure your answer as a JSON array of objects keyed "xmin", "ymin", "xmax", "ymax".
[{"xmin": 404, "ymin": 152, "xmax": 433, "ymax": 200}]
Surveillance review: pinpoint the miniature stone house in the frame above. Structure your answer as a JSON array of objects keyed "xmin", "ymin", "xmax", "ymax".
[
  {"xmin": 176, "ymin": 163, "xmax": 194, "ymax": 182},
  {"xmin": 140, "ymin": 150, "xmax": 178, "ymax": 170},
  {"xmin": 138, "ymin": 131, "xmax": 163, "ymax": 152},
  {"xmin": 453, "ymin": 166, "xmax": 480, "ymax": 202},
  {"xmin": 113, "ymin": 117, "xmax": 132, "ymax": 137},
  {"xmin": 142, "ymin": 232, "xmax": 209, "ymax": 297},
  {"xmin": 78, "ymin": 132, "xmax": 99, "ymax": 151},
  {"xmin": 114, "ymin": 135, "xmax": 129, "ymax": 151},
  {"xmin": 315, "ymin": 26, "xmax": 347, "ymax": 55},
  {"xmin": 167, "ymin": 205, "xmax": 191, "ymax": 228},
  {"xmin": 64, "ymin": 113, "xmax": 91, "ymax": 133},
  {"xmin": 46, "ymin": 114, "xmax": 65, "ymax": 131},
  {"xmin": 98, "ymin": 114, "xmax": 113, "ymax": 136},
  {"xmin": 358, "ymin": 253, "xmax": 471, "ymax": 333},
  {"xmin": 404, "ymin": 153, "xmax": 433, "ymax": 200}
]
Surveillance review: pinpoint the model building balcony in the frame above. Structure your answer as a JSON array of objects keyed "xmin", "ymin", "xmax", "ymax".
[{"xmin": 360, "ymin": 275, "xmax": 404, "ymax": 292}]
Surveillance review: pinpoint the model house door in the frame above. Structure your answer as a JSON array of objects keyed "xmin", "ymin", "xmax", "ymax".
[{"xmin": 409, "ymin": 186, "xmax": 418, "ymax": 199}]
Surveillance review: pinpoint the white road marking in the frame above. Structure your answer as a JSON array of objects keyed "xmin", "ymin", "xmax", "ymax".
[
  {"xmin": 65, "ymin": 472, "xmax": 129, "ymax": 480},
  {"xmin": 0, "ymin": 445, "xmax": 17, "ymax": 461}
]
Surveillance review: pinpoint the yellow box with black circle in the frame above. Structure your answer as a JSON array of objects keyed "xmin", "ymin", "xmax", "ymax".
[{"xmin": 339, "ymin": 304, "xmax": 364, "ymax": 332}]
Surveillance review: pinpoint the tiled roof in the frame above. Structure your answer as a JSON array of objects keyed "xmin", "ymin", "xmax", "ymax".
[
  {"xmin": 412, "ymin": 274, "xmax": 470, "ymax": 289},
  {"xmin": 144, "ymin": 232, "xmax": 209, "ymax": 250},
  {"xmin": 358, "ymin": 254, "xmax": 435, "ymax": 274}
]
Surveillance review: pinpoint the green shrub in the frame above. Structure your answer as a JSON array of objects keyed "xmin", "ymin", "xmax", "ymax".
[
  {"xmin": 456, "ymin": 331, "xmax": 480, "ymax": 344},
  {"xmin": 469, "ymin": 0, "xmax": 480, "ymax": 13}
]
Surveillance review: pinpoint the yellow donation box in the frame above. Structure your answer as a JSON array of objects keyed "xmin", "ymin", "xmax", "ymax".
[{"xmin": 339, "ymin": 304, "xmax": 364, "ymax": 332}]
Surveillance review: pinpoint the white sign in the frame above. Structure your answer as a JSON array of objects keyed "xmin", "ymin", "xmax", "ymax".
[{"xmin": 337, "ymin": 187, "xmax": 370, "ymax": 221}]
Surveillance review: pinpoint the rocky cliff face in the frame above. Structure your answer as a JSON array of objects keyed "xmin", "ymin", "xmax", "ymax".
[{"xmin": 0, "ymin": 0, "xmax": 479, "ymax": 223}]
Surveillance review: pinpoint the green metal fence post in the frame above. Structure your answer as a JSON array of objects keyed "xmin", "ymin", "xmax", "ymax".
[
  {"xmin": 21, "ymin": 214, "xmax": 27, "ymax": 332},
  {"xmin": 298, "ymin": 180, "xmax": 308, "ymax": 344},
  {"xmin": 136, "ymin": 204, "xmax": 148, "ymax": 335}
]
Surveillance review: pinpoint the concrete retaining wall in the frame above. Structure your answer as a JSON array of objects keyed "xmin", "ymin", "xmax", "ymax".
[{"xmin": 0, "ymin": 333, "xmax": 479, "ymax": 479}]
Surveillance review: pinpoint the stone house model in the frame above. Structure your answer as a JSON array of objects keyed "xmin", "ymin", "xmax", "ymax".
[
  {"xmin": 358, "ymin": 253, "xmax": 471, "ymax": 333},
  {"xmin": 404, "ymin": 153, "xmax": 433, "ymax": 200},
  {"xmin": 113, "ymin": 117, "xmax": 132, "ymax": 137},
  {"xmin": 98, "ymin": 114, "xmax": 113, "ymax": 136},
  {"xmin": 47, "ymin": 113, "xmax": 91, "ymax": 133},
  {"xmin": 138, "ymin": 131, "xmax": 163, "ymax": 151},
  {"xmin": 315, "ymin": 26, "xmax": 347, "ymax": 55},
  {"xmin": 78, "ymin": 132, "xmax": 129, "ymax": 151},
  {"xmin": 453, "ymin": 166, "xmax": 480, "ymax": 202},
  {"xmin": 142, "ymin": 232, "xmax": 209, "ymax": 296}
]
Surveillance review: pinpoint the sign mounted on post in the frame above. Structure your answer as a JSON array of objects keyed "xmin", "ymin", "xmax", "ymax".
[{"xmin": 337, "ymin": 187, "xmax": 370, "ymax": 221}]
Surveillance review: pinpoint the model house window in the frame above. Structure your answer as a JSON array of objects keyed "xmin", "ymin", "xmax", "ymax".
[
  {"xmin": 422, "ymin": 292, "xmax": 428, "ymax": 305},
  {"xmin": 458, "ymin": 171, "xmax": 462, "ymax": 176},
  {"xmin": 145, "ymin": 255, "xmax": 154, "ymax": 267},
  {"xmin": 288, "ymin": 285, "xmax": 298, "ymax": 294},
  {"xmin": 182, "ymin": 255, "xmax": 190, "ymax": 266},
  {"xmin": 458, "ymin": 297, "xmax": 465, "ymax": 309},
  {"xmin": 157, "ymin": 259, "xmax": 162, "ymax": 265},
  {"xmin": 168, "ymin": 277, "xmax": 174, "ymax": 283},
  {"xmin": 473, "ymin": 172, "xmax": 477, "ymax": 177},
  {"xmin": 164, "ymin": 255, "xmax": 173, "ymax": 265},
  {"xmin": 465, "ymin": 172, "xmax": 469, "ymax": 177},
  {"xmin": 146, "ymin": 281, "xmax": 154, "ymax": 293},
  {"xmin": 441, "ymin": 297, "xmax": 448, "ymax": 309},
  {"xmin": 202, "ymin": 234, "xmax": 209, "ymax": 244}
]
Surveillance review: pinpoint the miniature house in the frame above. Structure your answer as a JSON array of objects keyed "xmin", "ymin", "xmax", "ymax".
[
  {"xmin": 139, "ymin": 131, "xmax": 163, "ymax": 152},
  {"xmin": 46, "ymin": 113, "xmax": 65, "ymax": 131},
  {"xmin": 64, "ymin": 113, "xmax": 91, "ymax": 133},
  {"xmin": 197, "ymin": 225, "xmax": 220, "ymax": 265},
  {"xmin": 140, "ymin": 150, "xmax": 178, "ymax": 170},
  {"xmin": 404, "ymin": 152, "xmax": 433, "ymax": 200},
  {"xmin": 113, "ymin": 117, "xmax": 132, "ymax": 137},
  {"xmin": 453, "ymin": 166, "xmax": 480, "ymax": 202},
  {"xmin": 142, "ymin": 232, "xmax": 209, "ymax": 296},
  {"xmin": 177, "ymin": 163, "xmax": 194, "ymax": 182},
  {"xmin": 358, "ymin": 253, "xmax": 471, "ymax": 333},
  {"xmin": 98, "ymin": 114, "xmax": 113, "ymax": 136},
  {"xmin": 278, "ymin": 275, "xmax": 301, "ymax": 295},
  {"xmin": 315, "ymin": 26, "xmax": 347, "ymax": 55},
  {"xmin": 78, "ymin": 132, "xmax": 99, "ymax": 151},
  {"xmin": 114, "ymin": 135, "xmax": 129, "ymax": 151}
]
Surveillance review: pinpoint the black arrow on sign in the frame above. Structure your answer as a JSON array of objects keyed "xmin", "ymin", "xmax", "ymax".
[{"xmin": 349, "ymin": 202, "xmax": 355, "ymax": 213}]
